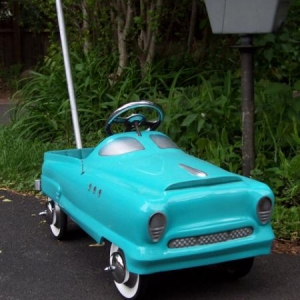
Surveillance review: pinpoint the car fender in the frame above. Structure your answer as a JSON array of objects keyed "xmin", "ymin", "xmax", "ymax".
[{"xmin": 41, "ymin": 175, "xmax": 62, "ymax": 203}]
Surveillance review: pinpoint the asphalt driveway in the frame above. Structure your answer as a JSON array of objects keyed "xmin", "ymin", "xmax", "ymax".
[
  {"xmin": 0, "ymin": 90, "xmax": 12, "ymax": 124},
  {"xmin": 0, "ymin": 102, "xmax": 10, "ymax": 124},
  {"xmin": 0, "ymin": 189, "xmax": 299, "ymax": 300}
]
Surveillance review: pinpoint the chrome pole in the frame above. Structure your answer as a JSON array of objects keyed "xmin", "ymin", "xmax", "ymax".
[{"xmin": 56, "ymin": 0, "xmax": 82, "ymax": 149}]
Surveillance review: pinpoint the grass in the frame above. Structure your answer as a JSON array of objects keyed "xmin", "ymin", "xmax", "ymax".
[{"xmin": 0, "ymin": 126, "xmax": 69, "ymax": 191}]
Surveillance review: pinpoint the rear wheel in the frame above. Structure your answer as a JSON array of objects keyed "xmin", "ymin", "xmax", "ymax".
[
  {"xmin": 218, "ymin": 257, "xmax": 254, "ymax": 279},
  {"xmin": 45, "ymin": 199, "xmax": 68, "ymax": 240},
  {"xmin": 108, "ymin": 243, "xmax": 146, "ymax": 299}
]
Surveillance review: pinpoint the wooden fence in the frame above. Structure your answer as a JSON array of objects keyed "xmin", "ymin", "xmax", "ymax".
[{"xmin": 0, "ymin": 12, "xmax": 48, "ymax": 69}]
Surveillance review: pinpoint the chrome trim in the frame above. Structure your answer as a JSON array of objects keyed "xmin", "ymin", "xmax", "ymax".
[
  {"xmin": 148, "ymin": 213, "xmax": 167, "ymax": 242},
  {"xmin": 179, "ymin": 164, "xmax": 207, "ymax": 177},
  {"xmin": 34, "ymin": 179, "xmax": 41, "ymax": 191},
  {"xmin": 105, "ymin": 100, "xmax": 164, "ymax": 135},
  {"xmin": 109, "ymin": 252, "xmax": 127, "ymax": 284},
  {"xmin": 257, "ymin": 197, "xmax": 272, "ymax": 224},
  {"xmin": 168, "ymin": 227, "xmax": 253, "ymax": 249}
]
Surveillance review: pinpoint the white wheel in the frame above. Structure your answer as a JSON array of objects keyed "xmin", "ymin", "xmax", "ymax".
[
  {"xmin": 109, "ymin": 243, "xmax": 145, "ymax": 299},
  {"xmin": 45, "ymin": 199, "xmax": 68, "ymax": 240}
]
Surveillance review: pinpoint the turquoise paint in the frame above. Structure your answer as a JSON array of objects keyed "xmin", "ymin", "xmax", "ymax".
[{"xmin": 41, "ymin": 130, "xmax": 274, "ymax": 274}]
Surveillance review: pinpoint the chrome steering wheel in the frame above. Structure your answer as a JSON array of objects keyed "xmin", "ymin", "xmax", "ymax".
[{"xmin": 105, "ymin": 101, "xmax": 164, "ymax": 136}]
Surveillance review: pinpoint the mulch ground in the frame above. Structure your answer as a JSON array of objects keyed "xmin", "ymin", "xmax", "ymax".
[{"xmin": 272, "ymin": 239, "xmax": 300, "ymax": 255}]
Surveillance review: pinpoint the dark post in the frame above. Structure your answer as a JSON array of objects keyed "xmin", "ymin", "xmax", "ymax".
[
  {"xmin": 203, "ymin": 0, "xmax": 290, "ymax": 177},
  {"xmin": 236, "ymin": 35, "xmax": 255, "ymax": 177}
]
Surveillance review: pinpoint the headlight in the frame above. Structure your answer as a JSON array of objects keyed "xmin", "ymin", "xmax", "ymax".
[
  {"xmin": 148, "ymin": 212, "xmax": 166, "ymax": 242},
  {"xmin": 257, "ymin": 197, "xmax": 273, "ymax": 224}
]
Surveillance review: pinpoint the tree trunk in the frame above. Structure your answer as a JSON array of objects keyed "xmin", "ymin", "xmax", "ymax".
[
  {"xmin": 82, "ymin": 0, "xmax": 90, "ymax": 55},
  {"xmin": 113, "ymin": 0, "xmax": 133, "ymax": 77},
  {"xmin": 137, "ymin": 0, "xmax": 163, "ymax": 77},
  {"xmin": 13, "ymin": 2, "xmax": 21, "ymax": 64},
  {"xmin": 188, "ymin": 0, "xmax": 197, "ymax": 52}
]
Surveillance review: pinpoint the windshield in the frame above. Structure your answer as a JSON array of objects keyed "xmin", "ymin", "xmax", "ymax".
[
  {"xmin": 150, "ymin": 134, "xmax": 179, "ymax": 149},
  {"xmin": 99, "ymin": 137, "xmax": 144, "ymax": 156}
]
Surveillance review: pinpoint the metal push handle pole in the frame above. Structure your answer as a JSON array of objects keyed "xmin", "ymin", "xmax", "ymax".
[{"xmin": 56, "ymin": 0, "xmax": 82, "ymax": 149}]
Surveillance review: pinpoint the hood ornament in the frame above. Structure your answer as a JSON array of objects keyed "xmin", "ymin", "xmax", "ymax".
[{"xmin": 179, "ymin": 164, "xmax": 207, "ymax": 177}]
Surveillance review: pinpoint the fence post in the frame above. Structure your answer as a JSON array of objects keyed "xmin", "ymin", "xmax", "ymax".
[{"xmin": 13, "ymin": 2, "xmax": 21, "ymax": 64}]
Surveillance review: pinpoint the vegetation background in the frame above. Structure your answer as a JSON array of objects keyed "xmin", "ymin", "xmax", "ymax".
[{"xmin": 0, "ymin": 0, "xmax": 300, "ymax": 241}]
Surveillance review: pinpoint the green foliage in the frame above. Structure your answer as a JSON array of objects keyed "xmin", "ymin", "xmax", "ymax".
[
  {"xmin": 12, "ymin": 48, "xmax": 111, "ymax": 144},
  {"xmin": 158, "ymin": 71, "xmax": 242, "ymax": 173},
  {"xmin": 4, "ymin": 0, "xmax": 300, "ymax": 241},
  {"xmin": 273, "ymin": 205, "xmax": 300, "ymax": 241},
  {"xmin": 0, "ymin": 126, "xmax": 68, "ymax": 191},
  {"xmin": 12, "ymin": 0, "xmax": 57, "ymax": 32},
  {"xmin": 254, "ymin": 0, "xmax": 300, "ymax": 85},
  {"xmin": 0, "ymin": 64, "xmax": 22, "ymax": 90},
  {"xmin": 6, "ymin": 55, "xmax": 300, "ymax": 239},
  {"xmin": 11, "ymin": 47, "xmax": 168, "ymax": 144}
]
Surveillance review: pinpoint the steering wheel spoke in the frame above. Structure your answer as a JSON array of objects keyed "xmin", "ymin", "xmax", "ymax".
[
  {"xmin": 114, "ymin": 117, "xmax": 127, "ymax": 124},
  {"xmin": 124, "ymin": 122, "xmax": 136, "ymax": 132},
  {"xmin": 105, "ymin": 101, "xmax": 164, "ymax": 136},
  {"xmin": 143, "ymin": 120, "xmax": 157, "ymax": 127}
]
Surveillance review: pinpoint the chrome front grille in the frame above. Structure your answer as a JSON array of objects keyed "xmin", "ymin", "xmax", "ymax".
[
  {"xmin": 168, "ymin": 227, "xmax": 253, "ymax": 249},
  {"xmin": 149, "ymin": 226, "xmax": 165, "ymax": 242},
  {"xmin": 258, "ymin": 211, "xmax": 271, "ymax": 224}
]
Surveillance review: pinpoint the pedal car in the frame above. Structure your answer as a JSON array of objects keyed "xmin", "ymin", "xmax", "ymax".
[{"xmin": 37, "ymin": 101, "xmax": 275, "ymax": 299}]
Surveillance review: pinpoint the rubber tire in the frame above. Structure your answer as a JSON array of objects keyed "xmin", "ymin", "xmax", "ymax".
[
  {"xmin": 48, "ymin": 201, "xmax": 68, "ymax": 240},
  {"xmin": 110, "ymin": 243, "xmax": 147, "ymax": 299},
  {"xmin": 218, "ymin": 257, "xmax": 254, "ymax": 279}
]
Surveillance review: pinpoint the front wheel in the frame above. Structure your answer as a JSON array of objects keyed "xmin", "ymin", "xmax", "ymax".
[
  {"xmin": 45, "ymin": 199, "xmax": 68, "ymax": 240},
  {"xmin": 107, "ymin": 243, "xmax": 146, "ymax": 299},
  {"xmin": 218, "ymin": 257, "xmax": 254, "ymax": 279}
]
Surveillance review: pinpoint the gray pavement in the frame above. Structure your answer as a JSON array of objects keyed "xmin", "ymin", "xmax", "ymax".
[
  {"xmin": 0, "ymin": 89, "xmax": 15, "ymax": 124},
  {"xmin": 0, "ymin": 189, "xmax": 300, "ymax": 300},
  {"xmin": 0, "ymin": 102, "xmax": 12, "ymax": 124}
]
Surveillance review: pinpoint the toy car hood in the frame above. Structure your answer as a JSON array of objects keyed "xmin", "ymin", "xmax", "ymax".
[
  {"xmin": 87, "ymin": 132, "xmax": 246, "ymax": 194},
  {"xmin": 107, "ymin": 152, "xmax": 242, "ymax": 192}
]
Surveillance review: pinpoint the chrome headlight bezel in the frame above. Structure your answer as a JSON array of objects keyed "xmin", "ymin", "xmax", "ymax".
[
  {"xmin": 148, "ymin": 212, "xmax": 167, "ymax": 242},
  {"xmin": 257, "ymin": 197, "xmax": 273, "ymax": 224}
]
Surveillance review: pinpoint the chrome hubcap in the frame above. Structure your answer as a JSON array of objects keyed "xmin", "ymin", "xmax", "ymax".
[
  {"xmin": 110, "ymin": 252, "xmax": 128, "ymax": 284},
  {"xmin": 45, "ymin": 202, "xmax": 54, "ymax": 225},
  {"xmin": 45, "ymin": 201, "xmax": 61, "ymax": 228}
]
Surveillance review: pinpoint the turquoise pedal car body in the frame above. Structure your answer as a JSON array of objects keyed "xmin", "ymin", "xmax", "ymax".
[{"xmin": 38, "ymin": 101, "xmax": 275, "ymax": 299}]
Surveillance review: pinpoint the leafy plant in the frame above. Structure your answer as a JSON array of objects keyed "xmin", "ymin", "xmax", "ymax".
[
  {"xmin": 254, "ymin": 0, "xmax": 300, "ymax": 85},
  {"xmin": 0, "ymin": 64, "xmax": 22, "ymax": 90},
  {"xmin": 273, "ymin": 205, "xmax": 300, "ymax": 241},
  {"xmin": 0, "ymin": 126, "xmax": 68, "ymax": 191},
  {"xmin": 7, "ymin": 46, "xmax": 300, "ymax": 240}
]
